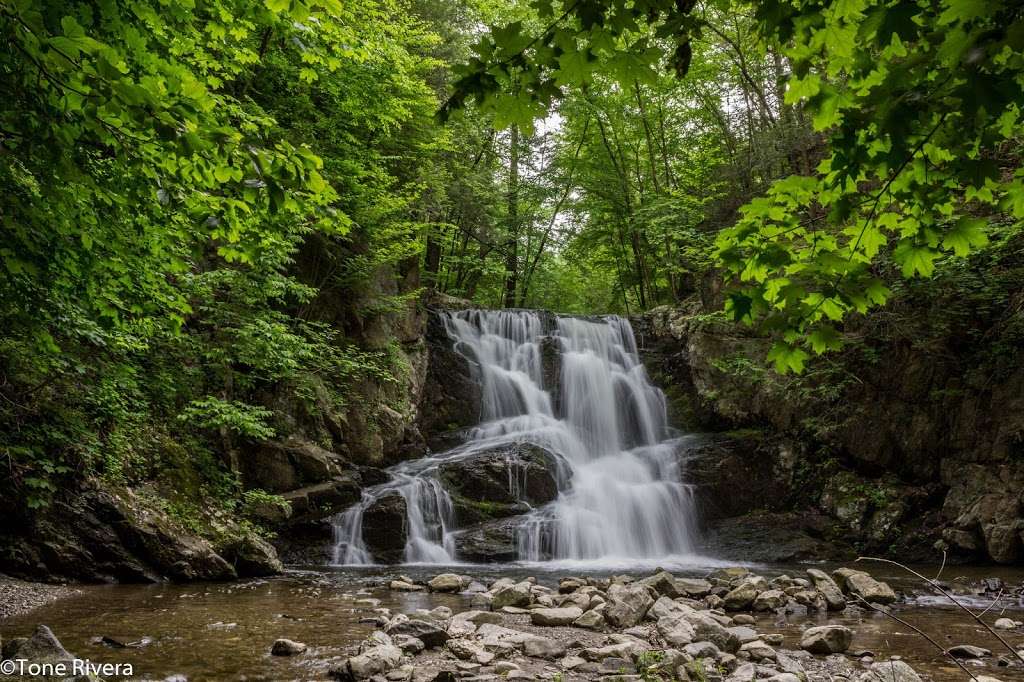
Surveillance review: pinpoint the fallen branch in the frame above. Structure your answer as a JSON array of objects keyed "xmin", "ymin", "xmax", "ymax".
[
  {"xmin": 852, "ymin": 595, "xmax": 980, "ymax": 681},
  {"xmin": 857, "ymin": 556, "xmax": 1024, "ymax": 666}
]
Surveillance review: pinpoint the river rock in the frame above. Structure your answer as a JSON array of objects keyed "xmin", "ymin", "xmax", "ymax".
[
  {"xmin": 531, "ymin": 606, "xmax": 583, "ymax": 626},
  {"xmin": 271, "ymin": 638, "xmax": 307, "ymax": 656},
  {"xmin": 684, "ymin": 641, "xmax": 720, "ymax": 659},
  {"xmin": 639, "ymin": 571, "xmax": 682, "ymax": 598},
  {"xmin": 676, "ymin": 578, "xmax": 713, "ymax": 598},
  {"xmin": 492, "ymin": 582, "xmax": 533, "ymax": 609},
  {"xmin": 994, "ymin": 617, "xmax": 1019, "ymax": 629},
  {"xmin": 604, "ymin": 582, "xmax": 654, "ymax": 627},
  {"xmin": 800, "ymin": 625, "xmax": 853, "ymax": 654},
  {"xmin": 446, "ymin": 639, "xmax": 495, "ymax": 665},
  {"xmin": 522, "ymin": 635, "xmax": 567, "ymax": 659},
  {"xmin": 723, "ymin": 580, "xmax": 759, "ymax": 610},
  {"xmin": 573, "ymin": 609, "xmax": 606, "ymax": 630},
  {"xmin": 948, "ymin": 644, "xmax": 991, "ymax": 658},
  {"xmin": 657, "ymin": 615, "xmax": 696, "ymax": 646},
  {"xmin": 340, "ymin": 644, "xmax": 403, "ymax": 679},
  {"xmin": 846, "ymin": 573, "xmax": 897, "ymax": 604},
  {"xmin": 3, "ymin": 625, "xmax": 75, "ymax": 665},
  {"xmin": 453, "ymin": 610, "xmax": 503, "ymax": 626},
  {"xmin": 390, "ymin": 580, "xmax": 425, "ymax": 591},
  {"xmin": 393, "ymin": 635, "xmax": 425, "ymax": 654},
  {"xmin": 806, "ymin": 568, "xmax": 846, "ymax": 610},
  {"xmin": 386, "ymin": 619, "xmax": 449, "ymax": 648},
  {"xmin": 752, "ymin": 589, "xmax": 786, "ymax": 611},
  {"xmin": 361, "ymin": 492, "xmax": 408, "ymax": 563},
  {"xmin": 860, "ymin": 660, "xmax": 922, "ymax": 682},
  {"xmin": 739, "ymin": 639, "xmax": 776, "ymax": 661},
  {"xmin": 428, "ymin": 573, "xmax": 464, "ymax": 592}
]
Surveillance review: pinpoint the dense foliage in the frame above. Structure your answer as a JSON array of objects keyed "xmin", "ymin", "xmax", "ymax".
[
  {"xmin": 0, "ymin": 0, "xmax": 491, "ymax": 512},
  {"xmin": 1, "ymin": 0, "xmax": 1021, "ymax": 523}
]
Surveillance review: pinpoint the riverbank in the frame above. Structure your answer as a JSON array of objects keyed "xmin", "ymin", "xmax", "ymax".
[{"xmin": 0, "ymin": 576, "xmax": 78, "ymax": 620}]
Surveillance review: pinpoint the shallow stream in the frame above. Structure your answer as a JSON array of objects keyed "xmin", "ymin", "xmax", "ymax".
[{"xmin": 3, "ymin": 563, "xmax": 1024, "ymax": 681}]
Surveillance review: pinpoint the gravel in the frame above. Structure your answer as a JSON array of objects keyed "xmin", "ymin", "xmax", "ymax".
[{"xmin": 0, "ymin": 575, "xmax": 78, "ymax": 619}]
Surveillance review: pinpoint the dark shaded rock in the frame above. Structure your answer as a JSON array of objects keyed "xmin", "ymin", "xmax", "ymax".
[
  {"xmin": 240, "ymin": 439, "xmax": 346, "ymax": 493},
  {"xmin": 699, "ymin": 513, "xmax": 854, "ymax": 563},
  {"xmin": 452, "ymin": 517, "xmax": 522, "ymax": 562},
  {"xmin": 419, "ymin": 310, "xmax": 482, "ymax": 446},
  {"xmin": 281, "ymin": 476, "xmax": 361, "ymax": 523},
  {"xmin": 0, "ymin": 483, "xmax": 237, "ymax": 583},
  {"xmin": 540, "ymin": 335, "xmax": 561, "ymax": 413},
  {"xmin": 681, "ymin": 433, "xmax": 793, "ymax": 520},
  {"xmin": 362, "ymin": 491, "xmax": 408, "ymax": 563},
  {"xmin": 386, "ymin": 619, "xmax": 449, "ymax": 648},
  {"xmin": 438, "ymin": 444, "xmax": 559, "ymax": 508},
  {"xmin": 220, "ymin": 534, "xmax": 284, "ymax": 577}
]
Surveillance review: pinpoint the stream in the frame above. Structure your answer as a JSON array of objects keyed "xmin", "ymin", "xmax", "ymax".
[{"xmin": 2, "ymin": 564, "xmax": 1024, "ymax": 681}]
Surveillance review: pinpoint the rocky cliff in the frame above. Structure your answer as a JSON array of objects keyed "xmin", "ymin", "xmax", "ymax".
[{"xmin": 636, "ymin": 264, "xmax": 1024, "ymax": 564}]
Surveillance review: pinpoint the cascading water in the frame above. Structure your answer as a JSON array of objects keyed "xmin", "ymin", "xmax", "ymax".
[{"xmin": 331, "ymin": 308, "xmax": 702, "ymax": 566}]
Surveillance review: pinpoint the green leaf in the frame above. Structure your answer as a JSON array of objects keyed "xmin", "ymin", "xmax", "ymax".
[
  {"xmin": 807, "ymin": 325, "xmax": 842, "ymax": 354},
  {"xmin": 893, "ymin": 241, "xmax": 939, "ymax": 277},
  {"xmin": 942, "ymin": 216, "xmax": 988, "ymax": 257},
  {"xmin": 767, "ymin": 341, "xmax": 809, "ymax": 373}
]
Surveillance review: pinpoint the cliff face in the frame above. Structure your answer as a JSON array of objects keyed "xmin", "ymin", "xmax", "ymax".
[{"xmin": 636, "ymin": 276, "xmax": 1024, "ymax": 563}]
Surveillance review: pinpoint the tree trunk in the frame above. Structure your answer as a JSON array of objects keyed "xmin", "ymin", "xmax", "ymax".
[{"xmin": 503, "ymin": 125, "xmax": 520, "ymax": 308}]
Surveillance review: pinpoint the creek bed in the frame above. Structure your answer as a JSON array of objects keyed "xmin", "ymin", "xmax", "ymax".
[{"xmin": 2, "ymin": 564, "xmax": 1023, "ymax": 681}]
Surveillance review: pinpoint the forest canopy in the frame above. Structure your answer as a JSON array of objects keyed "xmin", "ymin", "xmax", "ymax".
[{"xmin": 0, "ymin": 0, "xmax": 1021, "ymax": 511}]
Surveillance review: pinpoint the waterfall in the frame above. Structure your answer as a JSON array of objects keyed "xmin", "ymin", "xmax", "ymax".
[{"xmin": 330, "ymin": 309, "xmax": 700, "ymax": 566}]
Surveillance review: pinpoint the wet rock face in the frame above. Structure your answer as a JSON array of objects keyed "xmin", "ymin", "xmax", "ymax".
[
  {"xmin": 452, "ymin": 517, "xmax": 521, "ymax": 563},
  {"xmin": 418, "ymin": 310, "xmax": 483, "ymax": 447},
  {"xmin": 361, "ymin": 492, "xmax": 408, "ymax": 563},
  {"xmin": 0, "ymin": 484, "xmax": 261, "ymax": 583},
  {"xmin": 438, "ymin": 444, "xmax": 560, "ymax": 508},
  {"xmin": 638, "ymin": 299, "xmax": 1024, "ymax": 565}
]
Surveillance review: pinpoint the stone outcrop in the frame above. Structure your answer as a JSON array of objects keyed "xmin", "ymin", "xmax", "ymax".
[
  {"xmin": 360, "ymin": 491, "xmax": 409, "ymax": 563},
  {"xmin": 0, "ymin": 483, "xmax": 274, "ymax": 583},
  {"xmin": 637, "ymin": 290, "xmax": 1024, "ymax": 564}
]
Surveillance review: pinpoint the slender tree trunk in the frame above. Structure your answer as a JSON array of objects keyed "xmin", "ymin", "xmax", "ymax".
[{"xmin": 503, "ymin": 125, "xmax": 520, "ymax": 308}]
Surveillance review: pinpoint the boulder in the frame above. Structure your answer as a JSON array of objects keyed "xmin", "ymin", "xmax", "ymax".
[
  {"xmin": 723, "ymin": 581, "xmax": 759, "ymax": 610},
  {"xmin": 492, "ymin": 582, "xmax": 533, "ymax": 609},
  {"xmin": 604, "ymin": 582, "xmax": 655, "ymax": 628},
  {"xmin": 386, "ymin": 619, "xmax": 449, "ymax": 649},
  {"xmin": 806, "ymin": 568, "xmax": 846, "ymax": 610},
  {"xmin": 437, "ymin": 444, "xmax": 560, "ymax": 507},
  {"xmin": 393, "ymin": 635, "xmax": 425, "ymax": 654},
  {"xmin": 639, "ymin": 571, "xmax": 682, "ymax": 598},
  {"xmin": 752, "ymin": 589, "xmax": 786, "ymax": 611},
  {"xmin": 738, "ymin": 639, "xmax": 776, "ymax": 661},
  {"xmin": 860, "ymin": 660, "xmax": 922, "ymax": 682},
  {"xmin": 800, "ymin": 625, "xmax": 853, "ymax": 654},
  {"xmin": 362, "ymin": 491, "xmax": 408, "ymax": 563},
  {"xmin": 428, "ymin": 573, "xmax": 464, "ymax": 592},
  {"xmin": 522, "ymin": 636, "xmax": 567, "ymax": 659},
  {"xmin": 3, "ymin": 625, "xmax": 74, "ymax": 665},
  {"xmin": 341, "ymin": 644, "xmax": 403, "ymax": 679},
  {"xmin": 573, "ymin": 610, "xmax": 606, "ymax": 630},
  {"xmin": 221, "ymin": 534, "xmax": 284, "ymax": 577},
  {"xmin": 947, "ymin": 644, "xmax": 991, "ymax": 658},
  {"xmin": 446, "ymin": 639, "xmax": 494, "ymax": 665},
  {"xmin": 840, "ymin": 571, "xmax": 898, "ymax": 604},
  {"xmin": 452, "ymin": 517, "xmax": 521, "ymax": 562},
  {"xmin": 531, "ymin": 606, "xmax": 583, "ymax": 626},
  {"xmin": 676, "ymin": 578, "xmax": 713, "ymax": 598},
  {"xmin": 271, "ymin": 638, "xmax": 307, "ymax": 656}
]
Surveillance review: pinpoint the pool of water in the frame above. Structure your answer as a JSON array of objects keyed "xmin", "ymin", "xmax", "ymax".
[{"xmin": 2, "ymin": 563, "xmax": 1023, "ymax": 681}]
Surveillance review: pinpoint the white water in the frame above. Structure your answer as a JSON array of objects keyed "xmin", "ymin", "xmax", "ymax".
[{"xmin": 331, "ymin": 309, "xmax": 703, "ymax": 566}]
